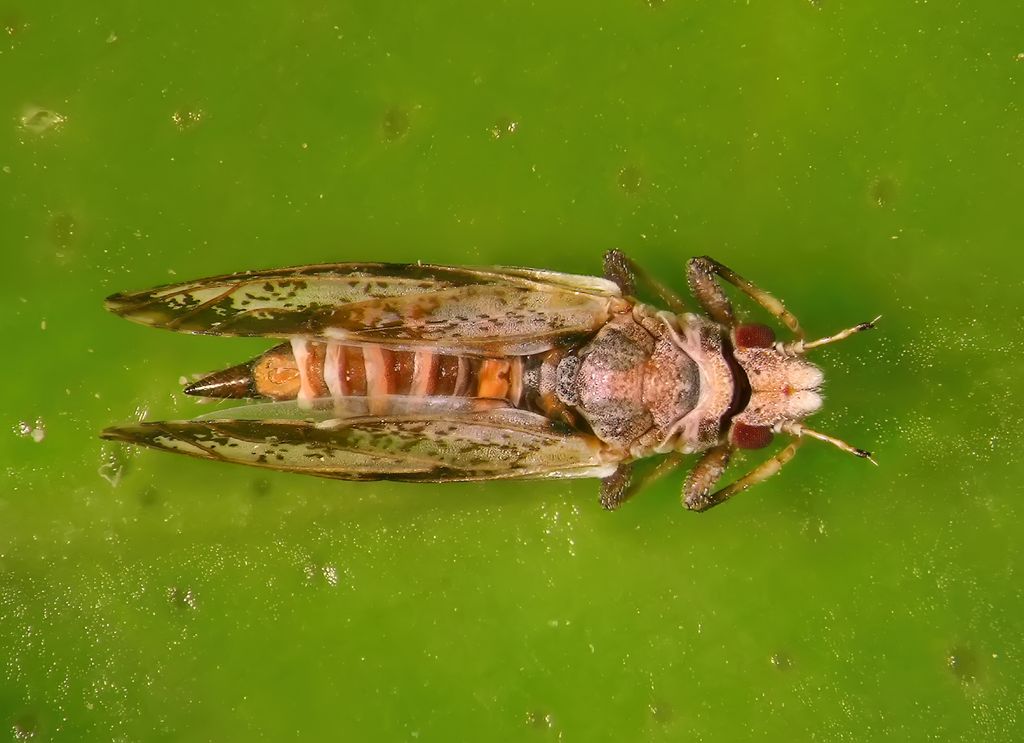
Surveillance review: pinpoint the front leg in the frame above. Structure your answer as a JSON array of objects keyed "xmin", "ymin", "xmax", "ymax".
[
  {"xmin": 685, "ymin": 441, "xmax": 801, "ymax": 512},
  {"xmin": 681, "ymin": 444, "xmax": 733, "ymax": 510},
  {"xmin": 687, "ymin": 256, "xmax": 804, "ymax": 338}
]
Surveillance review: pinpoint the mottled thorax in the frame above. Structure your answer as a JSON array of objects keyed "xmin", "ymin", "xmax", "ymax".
[{"xmin": 557, "ymin": 309, "xmax": 705, "ymax": 454}]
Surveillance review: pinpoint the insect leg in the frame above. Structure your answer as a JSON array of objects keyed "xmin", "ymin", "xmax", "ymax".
[
  {"xmin": 684, "ymin": 440, "xmax": 801, "ymax": 512},
  {"xmin": 600, "ymin": 453, "xmax": 685, "ymax": 510},
  {"xmin": 603, "ymin": 250, "xmax": 688, "ymax": 313},
  {"xmin": 687, "ymin": 256, "xmax": 804, "ymax": 338},
  {"xmin": 681, "ymin": 443, "xmax": 733, "ymax": 509},
  {"xmin": 602, "ymin": 250, "xmax": 635, "ymax": 295},
  {"xmin": 599, "ymin": 463, "xmax": 633, "ymax": 510}
]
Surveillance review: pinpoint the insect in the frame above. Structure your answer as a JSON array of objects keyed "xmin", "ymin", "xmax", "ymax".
[{"xmin": 102, "ymin": 252, "xmax": 877, "ymax": 511}]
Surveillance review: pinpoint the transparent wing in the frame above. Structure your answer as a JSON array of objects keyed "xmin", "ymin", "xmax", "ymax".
[
  {"xmin": 100, "ymin": 408, "xmax": 618, "ymax": 482},
  {"xmin": 105, "ymin": 262, "xmax": 622, "ymax": 355}
]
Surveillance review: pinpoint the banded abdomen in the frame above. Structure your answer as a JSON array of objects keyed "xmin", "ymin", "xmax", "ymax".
[{"xmin": 186, "ymin": 338, "xmax": 527, "ymax": 414}]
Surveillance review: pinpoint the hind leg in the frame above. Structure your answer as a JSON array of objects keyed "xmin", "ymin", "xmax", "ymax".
[{"xmin": 603, "ymin": 249, "xmax": 688, "ymax": 314}]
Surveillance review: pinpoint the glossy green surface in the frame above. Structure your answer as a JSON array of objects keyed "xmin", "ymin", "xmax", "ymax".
[{"xmin": 3, "ymin": 2, "xmax": 1022, "ymax": 740}]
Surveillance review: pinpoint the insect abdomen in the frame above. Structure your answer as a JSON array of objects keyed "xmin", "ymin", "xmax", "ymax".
[{"xmin": 239, "ymin": 340, "xmax": 524, "ymax": 411}]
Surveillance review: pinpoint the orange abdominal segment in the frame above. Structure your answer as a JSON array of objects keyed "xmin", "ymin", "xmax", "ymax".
[{"xmin": 227, "ymin": 340, "xmax": 526, "ymax": 407}]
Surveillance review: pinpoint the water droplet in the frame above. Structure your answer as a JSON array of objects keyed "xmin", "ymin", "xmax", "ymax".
[
  {"xmin": 489, "ymin": 118, "xmax": 519, "ymax": 139},
  {"xmin": 168, "ymin": 586, "xmax": 198, "ymax": 610},
  {"xmin": 20, "ymin": 106, "xmax": 65, "ymax": 134},
  {"xmin": 381, "ymin": 106, "xmax": 411, "ymax": 142},
  {"xmin": 14, "ymin": 418, "xmax": 45, "ymax": 443},
  {"xmin": 869, "ymin": 175, "xmax": 897, "ymax": 208},
  {"xmin": 49, "ymin": 211, "xmax": 77, "ymax": 249},
  {"xmin": 617, "ymin": 165, "xmax": 643, "ymax": 194},
  {"xmin": 947, "ymin": 645, "xmax": 979, "ymax": 682},
  {"xmin": 138, "ymin": 485, "xmax": 160, "ymax": 506},
  {"xmin": 171, "ymin": 108, "xmax": 204, "ymax": 131},
  {"xmin": 3, "ymin": 15, "xmax": 27, "ymax": 38},
  {"xmin": 649, "ymin": 700, "xmax": 673, "ymax": 722},
  {"xmin": 525, "ymin": 710, "xmax": 555, "ymax": 729},
  {"xmin": 12, "ymin": 712, "xmax": 39, "ymax": 741},
  {"xmin": 98, "ymin": 443, "xmax": 134, "ymax": 487}
]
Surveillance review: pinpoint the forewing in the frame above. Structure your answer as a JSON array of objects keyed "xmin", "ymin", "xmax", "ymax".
[
  {"xmin": 101, "ymin": 408, "xmax": 617, "ymax": 482},
  {"xmin": 105, "ymin": 263, "xmax": 621, "ymax": 354},
  {"xmin": 192, "ymin": 395, "xmax": 508, "ymax": 422}
]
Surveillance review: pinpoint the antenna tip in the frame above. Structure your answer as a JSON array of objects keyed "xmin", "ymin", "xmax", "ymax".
[
  {"xmin": 855, "ymin": 449, "xmax": 879, "ymax": 466},
  {"xmin": 858, "ymin": 315, "xmax": 882, "ymax": 332}
]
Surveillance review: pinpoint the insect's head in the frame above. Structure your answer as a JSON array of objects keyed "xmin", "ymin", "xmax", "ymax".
[{"xmin": 724, "ymin": 321, "xmax": 876, "ymax": 463}]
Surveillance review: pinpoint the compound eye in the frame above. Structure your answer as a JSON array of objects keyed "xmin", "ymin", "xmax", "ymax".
[
  {"xmin": 731, "ymin": 422, "xmax": 774, "ymax": 449},
  {"xmin": 734, "ymin": 323, "xmax": 776, "ymax": 348}
]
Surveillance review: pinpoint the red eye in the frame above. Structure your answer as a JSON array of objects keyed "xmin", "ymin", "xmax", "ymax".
[
  {"xmin": 734, "ymin": 323, "xmax": 776, "ymax": 348},
  {"xmin": 731, "ymin": 423, "xmax": 774, "ymax": 449}
]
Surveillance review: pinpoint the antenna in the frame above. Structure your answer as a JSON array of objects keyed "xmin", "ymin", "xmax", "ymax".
[
  {"xmin": 780, "ymin": 315, "xmax": 881, "ymax": 354},
  {"xmin": 779, "ymin": 421, "xmax": 877, "ymax": 465}
]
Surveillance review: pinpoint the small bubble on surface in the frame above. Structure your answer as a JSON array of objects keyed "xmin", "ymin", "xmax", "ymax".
[
  {"xmin": 525, "ymin": 710, "xmax": 555, "ymax": 729},
  {"xmin": 138, "ymin": 485, "xmax": 159, "ymax": 506},
  {"xmin": 49, "ymin": 211, "xmax": 77, "ymax": 249},
  {"xmin": 4, "ymin": 19, "xmax": 21, "ymax": 36},
  {"xmin": 14, "ymin": 418, "xmax": 45, "ymax": 443},
  {"xmin": 171, "ymin": 108, "xmax": 204, "ymax": 131},
  {"xmin": 770, "ymin": 651, "xmax": 793, "ymax": 670},
  {"xmin": 649, "ymin": 701, "xmax": 673, "ymax": 722},
  {"xmin": 381, "ymin": 106, "xmax": 411, "ymax": 142},
  {"xmin": 98, "ymin": 443, "xmax": 134, "ymax": 487},
  {"xmin": 11, "ymin": 712, "xmax": 39, "ymax": 740},
  {"xmin": 19, "ymin": 106, "xmax": 65, "ymax": 133},
  {"xmin": 617, "ymin": 165, "xmax": 643, "ymax": 194},
  {"xmin": 869, "ymin": 175, "xmax": 897, "ymax": 208},
  {"xmin": 947, "ymin": 646, "xmax": 979, "ymax": 682},
  {"xmin": 167, "ymin": 586, "xmax": 198, "ymax": 610},
  {"xmin": 489, "ymin": 118, "xmax": 519, "ymax": 139}
]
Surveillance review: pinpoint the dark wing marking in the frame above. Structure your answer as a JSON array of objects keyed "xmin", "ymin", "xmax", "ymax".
[
  {"xmin": 105, "ymin": 263, "xmax": 622, "ymax": 354},
  {"xmin": 101, "ymin": 408, "xmax": 617, "ymax": 482},
  {"xmin": 192, "ymin": 395, "xmax": 510, "ymax": 422}
]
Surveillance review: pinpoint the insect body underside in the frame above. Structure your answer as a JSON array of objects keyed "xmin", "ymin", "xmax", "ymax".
[{"xmin": 103, "ymin": 254, "xmax": 877, "ymax": 510}]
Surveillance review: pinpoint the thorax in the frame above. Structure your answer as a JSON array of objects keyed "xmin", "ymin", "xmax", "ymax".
[{"xmin": 545, "ymin": 306, "xmax": 737, "ymax": 457}]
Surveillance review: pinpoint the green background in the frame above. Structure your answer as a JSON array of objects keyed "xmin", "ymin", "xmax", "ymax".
[{"xmin": 3, "ymin": 1, "xmax": 1022, "ymax": 740}]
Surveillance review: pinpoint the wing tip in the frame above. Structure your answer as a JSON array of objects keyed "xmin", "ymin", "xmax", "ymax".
[
  {"xmin": 104, "ymin": 290, "xmax": 137, "ymax": 312},
  {"xmin": 104, "ymin": 290, "xmax": 160, "ymax": 325},
  {"xmin": 100, "ymin": 424, "xmax": 145, "ymax": 443}
]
